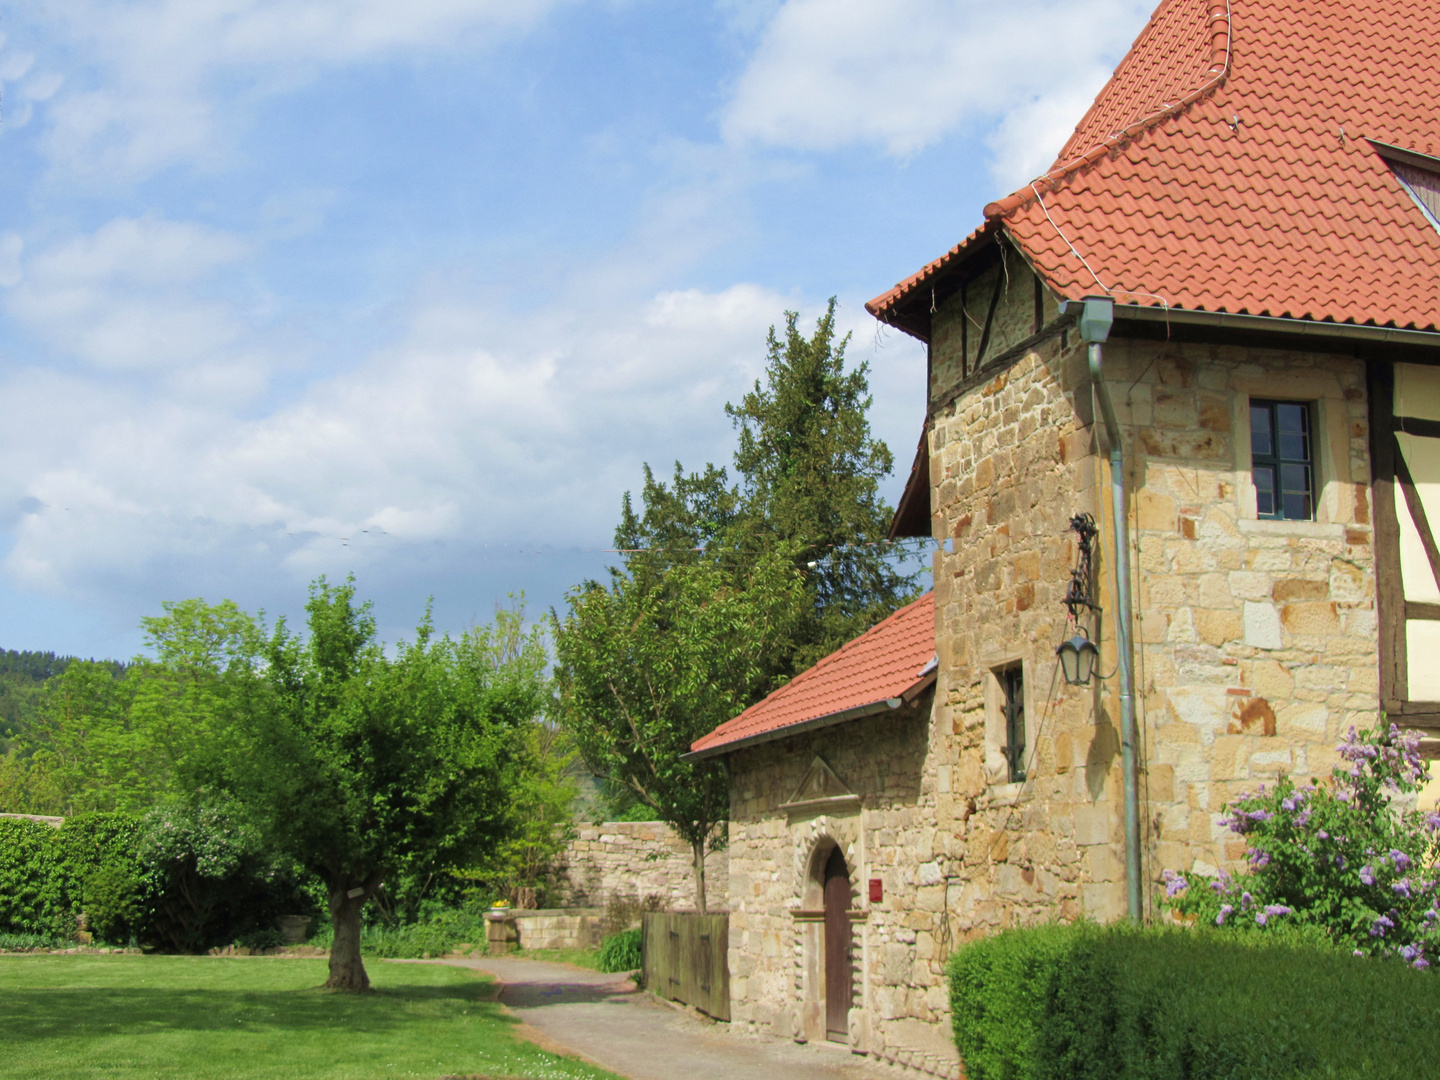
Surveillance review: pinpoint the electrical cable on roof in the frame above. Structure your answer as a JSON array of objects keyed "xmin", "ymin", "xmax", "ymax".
[{"xmin": 1032, "ymin": 183, "xmax": 1111, "ymax": 294}]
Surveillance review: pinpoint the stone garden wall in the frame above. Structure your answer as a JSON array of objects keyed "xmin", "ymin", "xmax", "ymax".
[{"xmin": 550, "ymin": 821, "xmax": 729, "ymax": 912}]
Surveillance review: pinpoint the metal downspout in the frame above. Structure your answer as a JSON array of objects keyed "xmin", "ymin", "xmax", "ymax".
[{"xmin": 1084, "ymin": 314, "xmax": 1144, "ymax": 923}]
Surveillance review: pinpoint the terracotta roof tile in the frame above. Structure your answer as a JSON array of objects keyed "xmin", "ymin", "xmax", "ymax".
[
  {"xmin": 868, "ymin": 0, "xmax": 1440, "ymax": 333},
  {"xmin": 689, "ymin": 593, "xmax": 935, "ymax": 757}
]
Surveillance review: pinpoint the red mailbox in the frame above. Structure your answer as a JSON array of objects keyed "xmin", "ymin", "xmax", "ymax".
[{"xmin": 869, "ymin": 878, "xmax": 883, "ymax": 903}]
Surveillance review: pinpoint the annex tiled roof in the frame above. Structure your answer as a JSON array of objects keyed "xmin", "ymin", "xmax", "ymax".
[
  {"xmin": 689, "ymin": 592, "xmax": 935, "ymax": 758},
  {"xmin": 868, "ymin": 0, "xmax": 1440, "ymax": 333}
]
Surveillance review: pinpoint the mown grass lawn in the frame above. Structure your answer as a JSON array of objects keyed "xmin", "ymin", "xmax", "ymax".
[{"xmin": 0, "ymin": 955, "xmax": 621, "ymax": 1080}]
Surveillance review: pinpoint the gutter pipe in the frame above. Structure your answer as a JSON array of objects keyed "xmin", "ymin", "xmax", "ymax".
[
  {"xmin": 1067, "ymin": 296, "xmax": 1144, "ymax": 923},
  {"xmin": 1112, "ymin": 303, "xmax": 1440, "ymax": 349}
]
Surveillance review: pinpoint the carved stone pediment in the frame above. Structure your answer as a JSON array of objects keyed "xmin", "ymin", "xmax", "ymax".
[{"xmin": 781, "ymin": 756, "xmax": 861, "ymax": 818}]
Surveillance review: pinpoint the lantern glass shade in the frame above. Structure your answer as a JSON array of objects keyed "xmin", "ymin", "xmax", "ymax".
[{"xmin": 1056, "ymin": 633, "xmax": 1100, "ymax": 686}]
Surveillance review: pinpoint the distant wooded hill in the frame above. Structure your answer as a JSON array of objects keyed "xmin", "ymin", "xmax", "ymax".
[{"xmin": 0, "ymin": 649, "xmax": 127, "ymax": 749}]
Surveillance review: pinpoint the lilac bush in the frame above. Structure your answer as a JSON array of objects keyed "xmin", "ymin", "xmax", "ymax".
[{"xmin": 1165, "ymin": 724, "xmax": 1440, "ymax": 968}]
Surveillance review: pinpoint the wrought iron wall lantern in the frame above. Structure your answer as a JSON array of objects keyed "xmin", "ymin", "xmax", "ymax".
[
  {"xmin": 1056, "ymin": 513, "xmax": 1103, "ymax": 686},
  {"xmin": 1056, "ymin": 634, "xmax": 1100, "ymax": 686}
]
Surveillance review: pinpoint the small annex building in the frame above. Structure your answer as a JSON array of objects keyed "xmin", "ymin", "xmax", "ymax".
[
  {"xmin": 686, "ymin": 593, "xmax": 955, "ymax": 1069},
  {"xmin": 693, "ymin": 0, "xmax": 1440, "ymax": 1073}
]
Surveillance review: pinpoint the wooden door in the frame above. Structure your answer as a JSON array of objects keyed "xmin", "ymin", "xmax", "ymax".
[{"xmin": 823, "ymin": 846, "xmax": 852, "ymax": 1042}]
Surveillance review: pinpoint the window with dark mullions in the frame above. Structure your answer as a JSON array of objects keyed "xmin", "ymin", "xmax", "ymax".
[
  {"xmin": 1250, "ymin": 400, "xmax": 1315, "ymax": 521},
  {"xmin": 1000, "ymin": 666, "xmax": 1025, "ymax": 783}
]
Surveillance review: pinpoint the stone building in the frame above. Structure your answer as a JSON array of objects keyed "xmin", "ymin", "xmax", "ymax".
[{"xmin": 690, "ymin": 0, "xmax": 1440, "ymax": 1073}]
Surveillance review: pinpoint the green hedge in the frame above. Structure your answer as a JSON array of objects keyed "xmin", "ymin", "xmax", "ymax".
[
  {"xmin": 949, "ymin": 923, "xmax": 1440, "ymax": 1080},
  {"xmin": 0, "ymin": 814, "xmax": 140, "ymax": 938},
  {"xmin": 307, "ymin": 906, "xmax": 489, "ymax": 959},
  {"xmin": 0, "ymin": 811, "xmax": 316, "ymax": 950}
]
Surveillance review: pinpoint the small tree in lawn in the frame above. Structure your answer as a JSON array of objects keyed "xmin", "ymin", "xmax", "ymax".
[
  {"xmin": 553, "ymin": 552, "xmax": 804, "ymax": 913},
  {"xmin": 236, "ymin": 577, "xmax": 540, "ymax": 991}
]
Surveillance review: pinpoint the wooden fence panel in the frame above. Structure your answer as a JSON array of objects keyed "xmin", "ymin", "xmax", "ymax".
[{"xmin": 641, "ymin": 912, "xmax": 730, "ymax": 1021}]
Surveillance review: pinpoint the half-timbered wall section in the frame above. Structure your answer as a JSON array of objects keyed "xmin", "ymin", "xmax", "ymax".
[
  {"xmin": 1369, "ymin": 360, "xmax": 1440, "ymax": 727},
  {"xmin": 928, "ymin": 243, "xmax": 1065, "ymax": 416}
]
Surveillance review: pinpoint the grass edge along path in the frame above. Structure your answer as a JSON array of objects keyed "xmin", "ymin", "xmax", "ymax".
[{"xmin": 0, "ymin": 954, "xmax": 624, "ymax": 1080}]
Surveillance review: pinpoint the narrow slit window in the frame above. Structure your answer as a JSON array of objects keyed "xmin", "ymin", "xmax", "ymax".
[
  {"xmin": 1250, "ymin": 399, "xmax": 1315, "ymax": 521},
  {"xmin": 1000, "ymin": 665, "xmax": 1025, "ymax": 783}
]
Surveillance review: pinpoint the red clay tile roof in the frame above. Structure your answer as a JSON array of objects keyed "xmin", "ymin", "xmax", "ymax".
[
  {"xmin": 689, "ymin": 592, "xmax": 935, "ymax": 758},
  {"xmin": 868, "ymin": 0, "xmax": 1440, "ymax": 332}
]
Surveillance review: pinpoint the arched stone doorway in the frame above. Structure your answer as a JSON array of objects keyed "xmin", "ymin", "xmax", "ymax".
[{"xmin": 823, "ymin": 845, "xmax": 853, "ymax": 1042}]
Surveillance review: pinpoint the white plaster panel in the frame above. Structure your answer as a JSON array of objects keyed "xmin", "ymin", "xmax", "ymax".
[
  {"xmin": 1407, "ymin": 620, "xmax": 1440, "ymax": 701},
  {"xmin": 1397, "ymin": 433, "xmax": 1440, "ymax": 603},
  {"xmin": 1395, "ymin": 363, "xmax": 1440, "ymax": 422}
]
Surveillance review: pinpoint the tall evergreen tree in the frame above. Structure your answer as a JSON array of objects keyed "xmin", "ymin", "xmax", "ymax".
[
  {"xmin": 726, "ymin": 299, "xmax": 913, "ymax": 669},
  {"xmin": 555, "ymin": 302, "xmax": 919, "ymax": 906},
  {"xmin": 611, "ymin": 298, "xmax": 917, "ymax": 679}
]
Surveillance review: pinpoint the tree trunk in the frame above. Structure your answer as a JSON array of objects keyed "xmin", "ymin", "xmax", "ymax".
[
  {"xmin": 691, "ymin": 838, "xmax": 708, "ymax": 915},
  {"xmin": 326, "ymin": 886, "xmax": 370, "ymax": 992}
]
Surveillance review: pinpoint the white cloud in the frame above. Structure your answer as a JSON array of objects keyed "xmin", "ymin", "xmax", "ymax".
[
  {"xmin": 722, "ymin": 0, "xmax": 1151, "ymax": 189},
  {"xmin": 983, "ymin": 69, "xmax": 1119, "ymax": 193},
  {"xmin": 0, "ymin": 220, "xmax": 925, "ymax": 617},
  {"xmin": 14, "ymin": 0, "xmax": 577, "ymax": 179},
  {"xmin": 0, "ymin": 235, "xmax": 22, "ymax": 289},
  {"xmin": 5, "ymin": 217, "xmax": 254, "ymax": 374}
]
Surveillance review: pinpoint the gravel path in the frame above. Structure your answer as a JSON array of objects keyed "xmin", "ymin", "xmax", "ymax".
[{"xmin": 440, "ymin": 955, "xmax": 894, "ymax": 1080}]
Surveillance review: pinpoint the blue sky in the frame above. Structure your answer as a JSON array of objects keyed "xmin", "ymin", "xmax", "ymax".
[{"xmin": 0, "ymin": 0, "xmax": 1153, "ymax": 659}]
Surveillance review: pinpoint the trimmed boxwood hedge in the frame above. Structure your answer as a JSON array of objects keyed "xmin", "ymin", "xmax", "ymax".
[{"xmin": 948, "ymin": 923, "xmax": 1440, "ymax": 1080}]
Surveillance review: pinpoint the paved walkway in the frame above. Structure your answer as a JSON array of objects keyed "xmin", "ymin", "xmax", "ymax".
[{"xmin": 442, "ymin": 955, "xmax": 895, "ymax": 1080}]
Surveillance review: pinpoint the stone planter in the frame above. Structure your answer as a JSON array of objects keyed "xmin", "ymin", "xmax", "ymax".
[{"xmin": 276, "ymin": 915, "xmax": 312, "ymax": 944}]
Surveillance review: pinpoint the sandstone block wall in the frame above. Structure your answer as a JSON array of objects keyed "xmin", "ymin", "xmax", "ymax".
[
  {"xmin": 1100, "ymin": 338, "xmax": 1376, "ymax": 880},
  {"xmin": 726, "ymin": 703, "xmax": 961, "ymax": 1076},
  {"xmin": 551, "ymin": 821, "xmax": 729, "ymax": 911},
  {"xmin": 514, "ymin": 909, "xmax": 605, "ymax": 951},
  {"xmin": 927, "ymin": 318, "xmax": 1379, "ymax": 928}
]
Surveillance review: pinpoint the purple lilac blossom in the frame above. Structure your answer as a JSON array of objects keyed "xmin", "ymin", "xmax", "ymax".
[
  {"xmin": 1394, "ymin": 879, "xmax": 1413, "ymax": 899},
  {"xmin": 1216, "ymin": 904, "xmax": 1233, "ymax": 926},
  {"xmin": 1163, "ymin": 871, "xmax": 1188, "ymax": 898},
  {"xmin": 1360, "ymin": 866, "xmax": 1376, "ymax": 886},
  {"xmin": 1390, "ymin": 849, "xmax": 1412, "ymax": 872}
]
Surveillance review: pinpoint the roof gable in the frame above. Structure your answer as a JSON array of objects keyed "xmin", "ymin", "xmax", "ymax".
[
  {"xmin": 870, "ymin": 0, "xmax": 1440, "ymax": 334},
  {"xmin": 688, "ymin": 592, "xmax": 936, "ymax": 759}
]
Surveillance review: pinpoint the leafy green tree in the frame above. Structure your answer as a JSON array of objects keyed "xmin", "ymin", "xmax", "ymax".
[
  {"xmin": 231, "ymin": 578, "xmax": 542, "ymax": 991},
  {"xmin": 8, "ymin": 602, "xmax": 260, "ymax": 815},
  {"xmin": 128, "ymin": 599, "xmax": 266, "ymax": 792},
  {"xmin": 22, "ymin": 661, "xmax": 138, "ymax": 813},
  {"xmin": 554, "ymin": 551, "xmax": 805, "ymax": 912}
]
